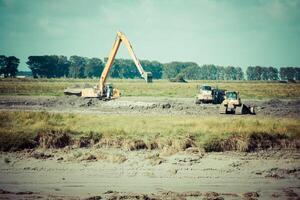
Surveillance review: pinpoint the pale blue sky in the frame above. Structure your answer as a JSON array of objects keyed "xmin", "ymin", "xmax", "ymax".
[{"xmin": 0, "ymin": 0, "xmax": 300, "ymax": 71}]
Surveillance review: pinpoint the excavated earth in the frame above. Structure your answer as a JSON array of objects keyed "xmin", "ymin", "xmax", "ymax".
[
  {"xmin": 0, "ymin": 95, "xmax": 299, "ymax": 117},
  {"xmin": 0, "ymin": 95, "xmax": 300, "ymax": 199}
]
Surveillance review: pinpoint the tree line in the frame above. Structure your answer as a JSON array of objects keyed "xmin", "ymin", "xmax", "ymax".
[
  {"xmin": 26, "ymin": 55, "xmax": 102, "ymax": 78},
  {"xmin": 246, "ymin": 66, "xmax": 300, "ymax": 81},
  {"xmin": 1, "ymin": 54, "xmax": 300, "ymax": 81},
  {"xmin": 163, "ymin": 62, "xmax": 244, "ymax": 80}
]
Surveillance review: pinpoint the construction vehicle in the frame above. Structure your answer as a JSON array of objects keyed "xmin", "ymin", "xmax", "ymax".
[
  {"xmin": 219, "ymin": 91, "xmax": 255, "ymax": 114},
  {"xmin": 195, "ymin": 85, "xmax": 225, "ymax": 104},
  {"xmin": 64, "ymin": 31, "xmax": 152, "ymax": 99}
]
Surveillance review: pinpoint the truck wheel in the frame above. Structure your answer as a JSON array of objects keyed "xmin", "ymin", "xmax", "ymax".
[
  {"xmin": 235, "ymin": 106, "xmax": 242, "ymax": 115},
  {"xmin": 219, "ymin": 105, "xmax": 227, "ymax": 114}
]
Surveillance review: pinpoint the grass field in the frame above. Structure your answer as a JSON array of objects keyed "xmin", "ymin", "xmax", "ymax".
[
  {"xmin": 1, "ymin": 111, "xmax": 299, "ymax": 152},
  {"xmin": 0, "ymin": 78, "xmax": 300, "ymax": 99}
]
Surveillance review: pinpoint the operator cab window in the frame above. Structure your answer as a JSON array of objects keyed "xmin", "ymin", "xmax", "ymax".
[{"xmin": 201, "ymin": 86, "xmax": 211, "ymax": 91}]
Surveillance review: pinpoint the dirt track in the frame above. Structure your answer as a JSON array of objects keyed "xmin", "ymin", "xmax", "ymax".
[
  {"xmin": 0, "ymin": 96, "xmax": 300, "ymax": 117},
  {"xmin": 0, "ymin": 149, "xmax": 299, "ymax": 200}
]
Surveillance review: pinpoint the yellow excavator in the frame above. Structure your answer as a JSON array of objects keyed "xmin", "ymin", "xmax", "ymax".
[{"xmin": 64, "ymin": 31, "xmax": 152, "ymax": 99}]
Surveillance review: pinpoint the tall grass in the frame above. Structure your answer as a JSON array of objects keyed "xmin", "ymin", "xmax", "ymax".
[
  {"xmin": 0, "ymin": 78, "xmax": 299, "ymax": 99},
  {"xmin": 0, "ymin": 111, "xmax": 299, "ymax": 151}
]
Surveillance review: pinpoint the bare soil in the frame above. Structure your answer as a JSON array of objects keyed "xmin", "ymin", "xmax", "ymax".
[
  {"xmin": 0, "ymin": 148, "xmax": 299, "ymax": 200},
  {"xmin": 0, "ymin": 96, "xmax": 300, "ymax": 117}
]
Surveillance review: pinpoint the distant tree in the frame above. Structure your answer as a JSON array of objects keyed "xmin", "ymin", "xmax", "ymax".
[
  {"xmin": 280, "ymin": 67, "xmax": 295, "ymax": 80},
  {"xmin": 69, "ymin": 56, "xmax": 86, "ymax": 78},
  {"xmin": 0, "ymin": 55, "xmax": 19, "ymax": 77},
  {"xmin": 84, "ymin": 58, "xmax": 103, "ymax": 78},
  {"xmin": 216, "ymin": 66, "xmax": 225, "ymax": 80},
  {"xmin": 141, "ymin": 60, "xmax": 163, "ymax": 79},
  {"xmin": 224, "ymin": 66, "xmax": 237, "ymax": 80},
  {"xmin": 246, "ymin": 66, "xmax": 254, "ymax": 80},
  {"xmin": 254, "ymin": 66, "xmax": 263, "ymax": 80},
  {"xmin": 162, "ymin": 62, "xmax": 198, "ymax": 79},
  {"xmin": 267, "ymin": 67, "xmax": 278, "ymax": 80},
  {"xmin": 261, "ymin": 67, "xmax": 269, "ymax": 80},
  {"xmin": 197, "ymin": 64, "xmax": 215, "ymax": 80},
  {"xmin": 0, "ymin": 55, "xmax": 7, "ymax": 76},
  {"xmin": 178, "ymin": 65, "xmax": 202, "ymax": 80},
  {"xmin": 27, "ymin": 55, "xmax": 68, "ymax": 78},
  {"xmin": 57, "ymin": 56, "xmax": 70, "ymax": 77},
  {"xmin": 235, "ymin": 67, "xmax": 244, "ymax": 80},
  {"xmin": 295, "ymin": 67, "xmax": 300, "ymax": 80},
  {"xmin": 246, "ymin": 66, "xmax": 264, "ymax": 80}
]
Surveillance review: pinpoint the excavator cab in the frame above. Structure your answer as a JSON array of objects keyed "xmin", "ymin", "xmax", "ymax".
[{"xmin": 225, "ymin": 91, "xmax": 238, "ymax": 100}]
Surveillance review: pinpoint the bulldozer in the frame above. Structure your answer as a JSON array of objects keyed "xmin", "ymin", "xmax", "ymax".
[
  {"xmin": 64, "ymin": 31, "xmax": 152, "ymax": 99},
  {"xmin": 219, "ymin": 91, "xmax": 255, "ymax": 114},
  {"xmin": 195, "ymin": 85, "xmax": 225, "ymax": 104}
]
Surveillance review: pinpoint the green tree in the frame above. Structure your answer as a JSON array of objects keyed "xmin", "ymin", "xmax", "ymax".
[
  {"xmin": 178, "ymin": 65, "xmax": 202, "ymax": 80},
  {"xmin": 57, "ymin": 56, "xmax": 70, "ymax": 77},
  {"xmin": 201, "ymin": 64, "xmax": 218, "ymax": 80},
  {"xmin": 0, "ymin": 56, "xmax": 19, "ymax": 77},
  {"xmin": 163, "ymin": 62, "xmax": 197, "ymax": 79},
  {"xmin": 235, "ymin": 67, "xmax": 244, "ymax": 80},
  {"xmin": 261, "ymin": 67, "xmax": 269, "ymax": 80},
  {"xmin": 216, "ymin": 66, "xmax": 225, "ymax": 80},
  {"xmin": 84, "ymin": 58, "xmax": 103, "ymax": 78},
  {"xmin": 27, "ymin": 55, "xmax": 68, "ymax": 78},
  {"xmin": 280, "ymin": 67, "xmax": 295, "ymax": 80},
  {"xmin": 295, "ymin": 67, "xmax": 300, "ymax": 80},
  {"xmin": 224, "ymin": 66, "xmax": 237, "ymax": 80},
  {"xmin": 69, "ymin": 56, "xmax": 86, "ymax": 78},
  {"xmin": 267, "ymin": 67, "xmax": 278, "ymax": 80},
  {"xmin": 0, "ymin": 55, "xmax": 7, "ymax": 76}
]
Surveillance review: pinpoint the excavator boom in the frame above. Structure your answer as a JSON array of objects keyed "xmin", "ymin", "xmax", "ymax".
[{"xmin": 99, "ymin": 31, "xmax": 152, "ymax": 93}]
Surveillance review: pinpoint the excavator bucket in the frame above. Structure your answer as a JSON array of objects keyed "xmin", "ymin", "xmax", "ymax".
[
  {"xmin": 64, "ymin": 88, "xmax": 82, "ymax": 96},
  {"xmin": 143, "ymin": 72, "xmax": 152, "ymax": 83}
]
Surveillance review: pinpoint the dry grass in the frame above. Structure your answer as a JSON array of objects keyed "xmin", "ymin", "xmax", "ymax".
[
  {"xmin": 0, "ymin": 111, "xmax": 299, "ymax": 152},
  {"xmin": 0, "ymin": 78, "xmax": 299, "ymax": 99}
]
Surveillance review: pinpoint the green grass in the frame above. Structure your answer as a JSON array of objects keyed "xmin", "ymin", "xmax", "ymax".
[
  {"xmin": 1, "ymin": 111, "xmax": 299, "ymax": 151},
  {"xmin": 0, "ymin": 78, "xmax": 299, "ymax": 99}
]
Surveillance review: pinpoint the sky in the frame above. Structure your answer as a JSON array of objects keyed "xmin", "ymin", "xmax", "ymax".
[{"xmin": 0, "ymin": 0, "xmax": 300, "ymax": 71}]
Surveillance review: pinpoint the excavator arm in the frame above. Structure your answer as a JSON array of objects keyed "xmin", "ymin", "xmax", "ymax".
[{"xmin": 98, "ymin": 31, "xmax": 152, "ymax": 94}]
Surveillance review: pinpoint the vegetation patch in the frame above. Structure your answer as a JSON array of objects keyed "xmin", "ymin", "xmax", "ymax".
[
  {"xmin": 0, "ymin": 111, "xmax": 299, "ymax": 152},
  {"xmin": 1, "ymin": 78, "xmax": 300, "ymax": 99}
]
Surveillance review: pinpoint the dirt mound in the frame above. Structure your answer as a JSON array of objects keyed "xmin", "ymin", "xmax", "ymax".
[
  {"xmin": 169, "ymin": 76, "xmax": 187, "ymax": 83},
  {"xmin": 243, "ymin": 192, "xmax": 259, "ymax": 200},
  {"xmin": 203, "ymin": 133, "xmax": 300, "ymax": 152},
  {"xmin": 36, "ymin": 130, "xmax": 71, "ymax": 149},
  {"xmin": 101, "ymin": 190, "xmax": 203, "ymax": 200},
  {"xmin": 31, "ymin": 152, "xmax": 53, "ymax": 159},
  {"xmin": 262, "ymin": 99, "xmax": 283, "ymax": 106},
  {"xmin": 125, "ymin": 139, "xmax": 148, "ymax": 151},
  {"xmin": 0, "ymin": 130, "xmax": 38, "ymax": 152}
]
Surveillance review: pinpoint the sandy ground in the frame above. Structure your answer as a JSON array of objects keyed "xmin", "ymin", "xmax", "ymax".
[
  {"xmin": 0, "ymin": 148, "xmax": 299, "ymax": 200},
  {"xmin": 0, "ymin": 95, "xmax": 300, "ymax": 117}
]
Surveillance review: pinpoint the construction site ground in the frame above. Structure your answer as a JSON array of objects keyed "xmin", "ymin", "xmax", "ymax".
[
  {"xmin": 0, "ymin": 95, "xmax": 299, "ymax": 200},
  {"xmin": 0, "ymin": 95, "xmax": 299, "ymax": 118}
]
